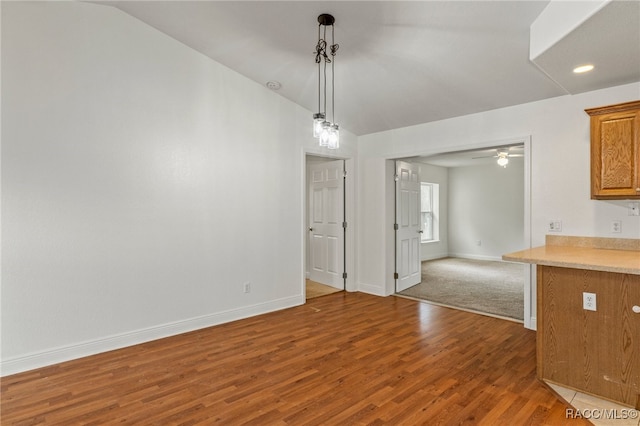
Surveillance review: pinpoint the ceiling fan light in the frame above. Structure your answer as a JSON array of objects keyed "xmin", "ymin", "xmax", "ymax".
[{"xmin": 497, "ymin": 156, "xmax": 509, "ymax": 167}]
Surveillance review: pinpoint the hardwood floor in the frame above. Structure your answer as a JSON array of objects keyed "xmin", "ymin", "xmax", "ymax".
[
  {"xmin": 306, "ymin": 279, "xmax": 342, "ymax": 299},
  {"xmin": 1, "ymin": 292, "xmax": 590, "ymax": 425}
]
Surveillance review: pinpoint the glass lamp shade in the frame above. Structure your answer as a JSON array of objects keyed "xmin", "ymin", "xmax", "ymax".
[
  {"xmin": 327, "ymin": 124, "xmax": 339, "ymax": 149},
  {"xmin": 319, "ymin": 121, "xmax": 331, "ymax": 147},
  {"xmin": 313, "ymin": 113, "xmax": 325, "ymax": 138}
]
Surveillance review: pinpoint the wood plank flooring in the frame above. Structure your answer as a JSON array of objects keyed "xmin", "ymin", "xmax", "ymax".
[
  {"xmin": 306, "ymin": 279, "xmax": 342, "ymax": 299},
  {"xmin": 1, "ymin": 292, "xmax": 590, "ymax": 425}
]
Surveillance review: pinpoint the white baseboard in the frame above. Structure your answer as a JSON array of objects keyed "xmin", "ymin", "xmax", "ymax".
[
  {"xmin": 357, "ymin": 282, "xmax": 387, "ymax": 297},
  {"xmin": 526, "ymin": 316, "xmax": 537, "ymax": 331},
  {"xmin": 447, "ymin": 253, "xmax": 503, "ymax": 262},
  {"xmin": 1, "ymin": 295, "xmax": 303, "ymax": 377},
  {"xmin": 421, "ymin": 253, "xmax": 448, "ymax": 261}
]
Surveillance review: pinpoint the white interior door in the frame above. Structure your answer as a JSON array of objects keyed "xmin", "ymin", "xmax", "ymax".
[
  {"xmin": 308, "ymin": 160, "xmax": 344, "ymax": 289},
  {"xmin": 396, "ymin": 161, "xmax": 421, "ymax": 292}
]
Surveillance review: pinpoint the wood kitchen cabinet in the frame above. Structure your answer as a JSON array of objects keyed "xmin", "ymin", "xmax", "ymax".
[
  {"xmin": 537, "ymin": 265, "xmax": 640, "ymax": 408},
  {"xmin": 586, "ymin": 100, "xmax": 640, "ymax": 199}
]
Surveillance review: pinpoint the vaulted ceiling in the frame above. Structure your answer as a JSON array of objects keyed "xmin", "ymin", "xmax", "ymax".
[{"xmin": 101, "ymin": 1, "xmax": 640, "ymax": 136}]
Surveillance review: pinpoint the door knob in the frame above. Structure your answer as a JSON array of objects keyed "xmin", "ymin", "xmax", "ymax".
[{"xmin": 632, "ymin": 305, "xmax": 640, "ymax": 313}]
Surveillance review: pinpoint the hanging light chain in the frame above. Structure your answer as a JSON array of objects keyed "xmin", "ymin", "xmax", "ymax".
[
  {"xmin": 314, "ymin": 39, "xmax": 330, "ymax": 64},
  {"xmin": 316, "ymin": 24, "xmax": 321, "ymax": 115},
  {"xmin": 330, "ymin": 24, "xmax": 338, "ymax": 124},
  {"xmin": 323, "ymin": 24, "xmax": 328, "ymax": 119}
]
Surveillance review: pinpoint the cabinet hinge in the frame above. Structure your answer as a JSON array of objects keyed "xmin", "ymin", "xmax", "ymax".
[
  {"xmin": 342, "ymin": 272, "xmax": 348, "ymax": 279},
  {"xmin": 394, "ymin": 223, "xmax": 399, "ymax": 231},
  {"xmin": 394, "ymin": 272, "xmax": 399, "ymax": 280},
  {"xmin": 342, "ymin": 221, "xmax": 347, "ymax": 229}
]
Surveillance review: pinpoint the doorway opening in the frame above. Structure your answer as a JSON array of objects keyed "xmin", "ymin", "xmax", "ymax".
[
  {"xmin": 392, "ymin": 139, "xmax": 532, "ymax": 325},
  {"xmin": 305, "ymin": 155, "xmax": 347, "ymax": 299}
]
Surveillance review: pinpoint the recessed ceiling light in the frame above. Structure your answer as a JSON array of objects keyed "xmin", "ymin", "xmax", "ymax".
[
  {"xmin": 266, "ymin": 81, "xmax": 282, "ymax": 90},
  {"xmin": 573, "ymin": 64, "xmax": 594, "ymax": 74}
]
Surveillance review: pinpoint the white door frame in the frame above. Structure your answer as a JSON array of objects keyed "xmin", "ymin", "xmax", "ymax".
[
  {"xmin": 303, "ymin": 152, "xmax": 356, "ymax": 299},
  {"xmin": 307, "ymin": 159, "xmax": 345, "ymax": 289},
  {"xmin": 389, "ymin": 136, "xmax": 534, "ymax": 329}
]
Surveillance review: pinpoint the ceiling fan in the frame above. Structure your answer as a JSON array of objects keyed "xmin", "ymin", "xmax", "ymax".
[{"xmin": 472, "ymin": 149, "xmax": 523, "ymax": 167}]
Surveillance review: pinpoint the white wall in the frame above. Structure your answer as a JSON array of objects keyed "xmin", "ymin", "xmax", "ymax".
[
  {"xmin": 417, "ymin": 163, "xmax": 449, "ymax": 260},
  {"xmin": 448, "ymin": 160, "xmax": 524, "ymax": 260},
  {"xmin": 356, "ymin": 82, "xmax": 640, "ymax": 307},
  {"xmin": 1, "ymin": 2, "xmax": 357, "ymax": 375}
]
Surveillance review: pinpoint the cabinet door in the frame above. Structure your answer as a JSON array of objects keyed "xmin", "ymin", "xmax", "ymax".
[
  {"xmin": 599, "ymin": 272, "xmax": 640, "ymax": 408},
  {"xmin": 590, "ymin": 109, "xmax": 640, "ymax": 199},
  {"xmin": 538, "ymin": 266, "xmax": 640, "ymax": 408}
]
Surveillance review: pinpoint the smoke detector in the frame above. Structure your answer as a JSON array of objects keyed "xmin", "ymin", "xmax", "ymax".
[{"xmin": 265, "ymin": 81, "xmax": 282, "ymax": 90}]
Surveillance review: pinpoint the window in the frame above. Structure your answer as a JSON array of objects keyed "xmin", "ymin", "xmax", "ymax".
[{"xmin": 421, "ymin": 182, "xmax": 439, "ymax": 242}]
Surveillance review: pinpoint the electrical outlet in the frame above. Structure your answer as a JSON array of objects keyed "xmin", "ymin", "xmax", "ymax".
[
  {"xmin": 583, "ymin": 292, "xmax": 596, "ymax": 311},
  {"xmin": 548, "ymin": 220, "xmax": 562, "ymax": 232},
  {"xmin": 629, "ymin": 203, "xmax": 640, "ymax": 216},
  {"xmin": 611, "ymin": 220, "xmax": 622, "ymax": 233},
  {"xmin": 243, "ymin": 282, "xmax": 251, "ymax": 294}
]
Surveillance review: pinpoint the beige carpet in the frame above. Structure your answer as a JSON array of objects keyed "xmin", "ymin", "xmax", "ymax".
[
  {"xmin": 398, "ymin": 257, "xmax": 525, "ymax": 320},
  {"xmin": 306, "ymin": 279, "xmax": 342, "ymax": 299}
]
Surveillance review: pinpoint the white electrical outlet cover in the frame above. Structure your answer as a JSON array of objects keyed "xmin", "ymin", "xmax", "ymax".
[
  {"xmin": 611, "ymin": 220, "xmax": 622, "ymax": 233},
  {"xmin": 583, "ymin": 292, "xmax": 596, "ymax": 311},
  {"xmin": 548, "ymin": 220, "xmax": 562, "ymax": 232}
]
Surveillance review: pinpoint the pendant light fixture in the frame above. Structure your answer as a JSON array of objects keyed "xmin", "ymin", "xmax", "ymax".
[{"xmin": 313, "ymin": 14, "xmax": 339, "ymax": 149}]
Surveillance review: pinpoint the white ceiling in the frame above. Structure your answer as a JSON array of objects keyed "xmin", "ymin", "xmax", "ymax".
[
  {"xmin": 530, "ymin": 1, "xmax": 640, "ymax": 94},
  {"xmin": 100, "ymin": 1, "xmax": 640, "ymax": 136}
]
